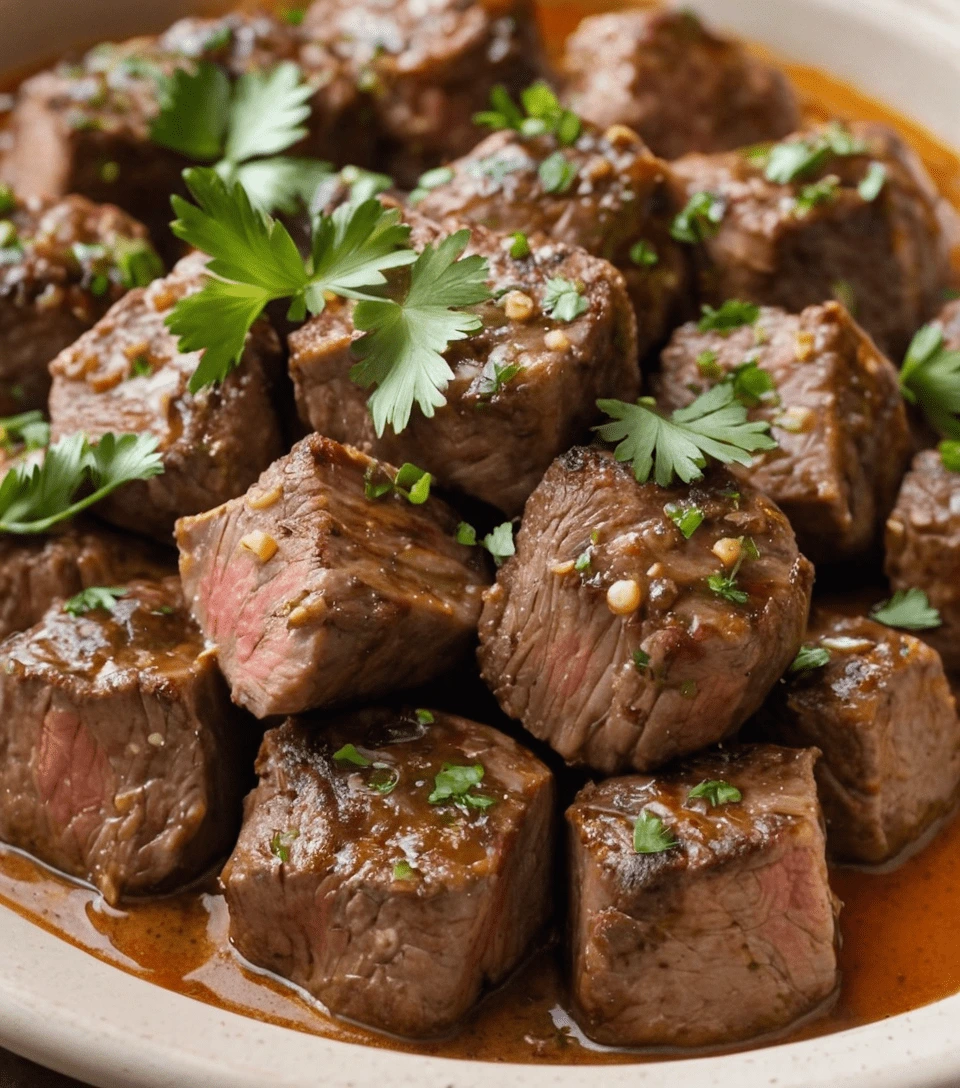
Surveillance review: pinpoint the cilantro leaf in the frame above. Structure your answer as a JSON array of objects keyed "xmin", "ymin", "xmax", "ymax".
[
  {"xmin": 428, "ymin": 762, "xmax": 496, "ymax": 808},
  {"xmin": 870, "ymin": 589, "xmax": 941, "ymax": 631},
  {"xmin": 0, "ymin": 411, "xmax": 49, "ymax": 452},
  {"xmin": 350, "ymin": 229, "xmax": 490, "ymax": 436},
  {"xmin": 899, "ymin": 323, "xmax": 960, "ymax": 439},
  {"xmin": 633, "ymin": 810, "xmax": 678, "ymax": 854},
  {"xmin": 697, "ymin": 300, "xmax": 759, "ymax": 333},
  {"xmin": 595, "ymin": 385, "xmax": 777, "ymax": 487},
  {"xmin": 483, "ymin": 521, "xmax": 515, "ymax": 565},
  {"xmin": 151, "ymin": 61, "xmax": 231, "ymax": 160},
  {"xmin": 224, "ymin": 62, "xmax": 312, "ymax": 163},
  {"xmin": 687, "ymin": 780, "xmax": 742, "ymax": 807},
  {"xmin": 63, "ymin": 586, "xmax": 128, "ymax": 617},
  {"xmin": 0, "ymin": 432, "xmax": 163, "ymax": 534},
  {"xmin": 790, "ymin": 644, "xmax": 832, "ymax": 674}
]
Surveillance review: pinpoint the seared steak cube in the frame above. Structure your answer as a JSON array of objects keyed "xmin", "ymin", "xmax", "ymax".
[
  {"xmin": 223, "ymin": 708, "xmax": 554, "ymax": 1037},
  {"xmin": 478, "ymin": 449, "xmax": 813, "ymax": 773},
  {"xmin": 415, "ymin": 123, "xmax": 689, "ymax": 359},
  {"xmin": 567, "ymin": 745, "xmax": 838, "ymax": 1048},
  {"xmin": 300, "ymin": 0, "xmax": 542, "ymax": 185},
  {"xmin": 885, "ymin": 450, "xmax": 960, "ymax": 671},
  {"xmin": 0, "ymin": 578, "xmax": 247, "ymax": 904},
  {"xmin": 670, "ymin": 123, "xmax": 956, "ymax": 358},
  {"xmin": 48, "ymin": 253, "xmax": 284, "ymax": 542},
  {"xmin": 0, "ymin": 523, "xmax": 172, "ymax": 641},
  {"xmin": 762, "ymin": 610, "xmax": 960, "ymax": 863},
  {"xmin": 290, "ymin": 209, "xmax": 639, "ymax": 515},
  {"xmin": 0, "ymin": 192, "xmax": 161, "ymax": 415},
  {"xmin": 561, "ymin": 9, "xmax": 799, "ymax": 160},
  {"xmin": 176, "ymin": 435, "xmax": 490, "ymax": 719},
  {"xmin": 655, "ymin": 302, "xmax": 911, "ymax": 563}
]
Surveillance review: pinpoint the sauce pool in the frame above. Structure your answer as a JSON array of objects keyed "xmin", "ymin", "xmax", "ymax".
[{"xmin": 3, "ymin": 0, "xmax": 960, "ymax": 1066}]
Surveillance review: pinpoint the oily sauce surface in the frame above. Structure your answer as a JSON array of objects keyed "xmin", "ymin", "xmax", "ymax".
[{"xmin": 4, "ymin": 0, "xmax": 960, "ymax": 1066}]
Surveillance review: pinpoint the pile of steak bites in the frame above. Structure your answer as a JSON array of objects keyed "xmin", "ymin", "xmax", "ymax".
[{"xmin": 2, "ymin": 0, "xmax": 960, "ymax": 1050}]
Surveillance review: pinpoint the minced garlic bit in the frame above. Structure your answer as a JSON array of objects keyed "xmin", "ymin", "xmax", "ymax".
[
  {"xmin": 585, "ymin": 155, "xmax": 614, "ymax": 182},
  {"xmin": 240, "ymin": 530, "xmax": 278, "ymax": 562},
  {"xmin": 503, "ymin": 290, "xmax": 536, "ymax": 322},
  {"xmin": 606, "ymin": 579, "xmax": 642, "ymax": 615},
  {"xmin": 147, "ymin": 732, "xmax": 165, "ymax": 748},
  {"xmin": 544, "ymin": 329, "xmax": 570, "ymax": 352},
  {"xmin": 604, "ymin": 124, "xmax": 640, "ymax": 148},
  {"xmin": 551, "ymin": 559, "xmax": 576, "ymax": 575},
  {"xmin": 794, "ymin": 330, "xmax": 815, "ymax": 362},
  {"xmin": 712, "ymin": 537, "xmax": 742, "ymax": 567},
  {"xmin": 774, "ymin": 405, "xmax": 814, "ymax": 433},
  {"xmin": 246, "ymin": 485, "xmax": 283, "ymax": 511}
]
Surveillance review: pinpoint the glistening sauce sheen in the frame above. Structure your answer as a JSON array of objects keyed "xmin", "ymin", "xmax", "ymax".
[{"xmin": 3, "ymin": 0, "xmax": 960, "ymax": 1065}]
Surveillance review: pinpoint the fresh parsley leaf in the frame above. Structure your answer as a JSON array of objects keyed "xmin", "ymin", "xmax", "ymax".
[
  {"xmin": 0, "ymin": 432, "xmax": 163, "ymax": 535},
  {"xmin": 538, "ymin": 151, "xmax": 577, "ymax": 194},
  {"xmin": 474, "ymin": 81, "xmax": 581, "ymax": 146},
  {"xmin": 793, "ymin": 174, "xmax": 839, "ymax": 217},
  {"xmin": 409, "ymin": 165, "xmax": 454, "ymax": 205},
  {"xmin": 224, "ymin": 62, "xmax": 312, "ymax": 164},
  {"xmin": 0, "ymin": 184, "xmax": 15, "ymax": 217},
  {"xmin": 763, "ymin": 123, "xmax": 868, "ymax": 184},
  {"xmin": 392, "ymin": 859, "xmax": 415, "ymax": 880},
  {"xmin": 940, "ymin": 439, "xmax": 960, "ymax": 472},
  {"xmin": 595, "ymin": 385, "xmax": 777, "ymax": 487},
  {"xmin": 574, "ymin": 545, "xmax": 592, "ymax": 572},
  {"xmin": 281, "ymin": 6, "xmax": 307, "ymax": 25},
  {"xmin": 629, "ymin": 240, "xmax": 658, "ymax": 267},
  {"xmin": 633, "ymin": 810, "xmax": 678, "ymax": 854},
  {"xmin": 340, "ymin": 165, "xmax": 394, "ymax": 204},
  {"xmin": 270, "ymin": 828, "xmax": 298, "ymax": 862},
  {"xmin": 333, "ymin": 743, "xmax": 372, "ymax": 767},
  {"xmin": 393, "ymin": 462, "xmax": 431, "ymax": 504},
  {"xmin": 476, "ymin": 359, "xmax": 522, "ymax": 401},
  {"xmin": 428, "ymin": 762, "xmax": 495, "ymax": 808},
  {"xmin": 858, "ymin": 161, "xmax": 887, "ymax": 201},
  {"xmin": 232, "ymin": 156, "xmax": 331, "ymax": 216},
  {"xmin": 706, "ymin": 572, "xmax": 748, "ymax": 604},
  {"xmin": 899, "ymin": 323, "xmax": 960, "ymax": 439},
  {"xmin": 456, "ymin": 521, "xmax": 477, "ymax": 546},
  {"xmin": 790, "ymin": 644, "xmax": 832, "ymax": 673},
  {"xmin": 632, "ymin": 648, "xmax": 650, "ymax": 671},
  {"xmin": 870, "ymin": 588, "xmax": 941, "ymax": 631},
  {"xmin": 369, "ymin": 764, "xmax": 400, "ymax": 794},
  {"xmin": 151, "ymin": 61, "xmax": 231, "ymax": 160},
  {"xmin": 671, "ymin": 191, "xmax": 725, "ymax": 244},
  {"xmin": 113, "ymin": 236, "xmax": 164, "ymax": 289},
  {"xmin": 483, "ymin": 521, "xmax": 515, "ymax": 566},
  {"xmin": 542, "ymin": 277, "xmax": 587, "ymax": 322},
  {"xmin": 415, "ymin": 709, "xmax": 434, "ymax": 725},
  {"xmin": 696, "ymin": 350, "xmax": 723, "ymax": 381},
  {"xmin": 698, "ymin": 300, "xmax": 759, "ymax": 333},
  {"xmin": 507, "ymin": 231, "xmax": 530, "ymax": 259},
  {"xmin": 679, "ymin": 679, "xmax": 698, "ymax": 698},
  {"xmin": 665, "ymin": 501, "xmax": 703, "ymax": 539},
  {"xmin": 0, "ymin": 411, "xmax": 49, "ymax": 452},
  {"xmin": 350, "ymin": 229, "xmax": 490, "ymax": 436},
  {"xmin": 726, "ymin": 359, "xmax": 778, "ymax": 408},
  {"xmin": 63, "ymin": 585, "xmax": 127, "ymax": 617},
  {"xmin": 687, "ymin": 780, "xmax": 742, "ymax": 807}
]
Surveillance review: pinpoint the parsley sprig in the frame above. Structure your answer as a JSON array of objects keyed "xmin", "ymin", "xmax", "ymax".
[
  {"xmin": 428, "ymin": 763, "xmax": 496, "ymax": 809},
  {"xmin": 151, "ymin": 60, "xmax": 329, "ymax": 214},
  {"xmin": 0, "ymin": 432, "xmax": 163, "ymax": 535},
  {"xmin": 633, "ymin": 810, "xmax": 678, "ymax": 854},
  {"xmin": 871, "ymin": 588, "xmax": 941, "ymax": 631},
  {"xmin": 0, "ymin": 411, "xmax": 49, "ymax": 453},
  {"xmin": 687, "ymin": 780, "xmax": 742, "ymax": 807},
  {"xmin": 595, "ymin": 385, "xmax": 776, "ymax": 487},
  {"xmin": 899, "ymin": 323, "xmax": 960, "ymax": 439},
  {"xmin": 167, "ymin": 168, "xmax": 491, "ymax": 431},
  {"xmin": 63, "ymin": 586, "xmax": 128, "ymax": 617},
  {"xmin": 474, "ymin": 81, "xmax": 581, "ymax": 146},
  {"xmin": 790, "ymin": 644, "xmax": 831, "ymax": 674},
  {"xmin": 755, "ymin": 124, "xmax": 869, "ymax": 185}
]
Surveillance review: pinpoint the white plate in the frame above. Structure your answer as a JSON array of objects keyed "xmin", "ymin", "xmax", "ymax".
[{"xmin": 2, "ymin": 1, "xmax": 960, "ymax": 1085}]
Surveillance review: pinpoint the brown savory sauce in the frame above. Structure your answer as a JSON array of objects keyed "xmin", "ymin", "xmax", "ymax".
[{"xmin": 3, "ymin": 0, "xmax": 960, "ymax": 1067}]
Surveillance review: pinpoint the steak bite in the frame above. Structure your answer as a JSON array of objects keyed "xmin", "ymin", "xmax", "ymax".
[
  {"xmin": 176, "ymin": 435, "xmax": 490, "ymax": 719},
  {"xmin": 477, "ymin": 449, "xmax": 813, "ymax": 774},
  {"xmin": 567, "ymin": 745, "xmax": 839, "ymax": 1048},
  {"xmin": 0, "ymin": 578, "xmax": 247, "ymax": 904},
  {"xmin": 761, "ymin": 610, "xmax": 960, "ymax": 863},
  {"xmin": 300, "ymin": 0, "xmax": 542, "ymax": 185},
  {"xmin": 561, "ymin": 8, "xmax": 799, "ymax": 160},
  {"xmin": 655, "ymin": 301, "xmax": 912, "ymax": 563},
  {"xmin": 0, "ymin": 192, "xmax": 162, "ymax": 415},
  {"xmin": 223, "ymin": 708, "xmax": 554, "ymax": 1037},
  {"xmin": 0, "ymin": 523, "xmax": 173, "ymax": 642},
  {"xmin": 48, "ymin": 253, "xmax": 284, "ymax": 542},
  {"xmin": 414, "ymin": 123, "xmax": 688, "ymax": 359},
  {"xmin": 885, "ymin": 450, "xmax": 960, "ymax": 671},
  {"xmin": 669, "ymin": 122, "xmax": 956, "ymax": 358},
  {"xmin": 289, "ymin": 209, "xmax": 639, "ymax": 515}
]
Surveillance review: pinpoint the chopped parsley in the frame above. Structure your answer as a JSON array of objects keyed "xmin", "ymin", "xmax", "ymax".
[
  {"xmin": 629, "ymin": 240, "xmax": 658, "ymax": 267},
  {"xmin": 129, "ymin": 358, "xmax": 152, "ymax": 378},
  {"xmin": 474, "ymin": 81, "xmax": 580, "ymax": 147},
  {"xmin": 858, "ymin": 161, "xmax": 887, "ymax": 201},
  {"xmin": 0, "ymin": 410, "xmax": 49, "ymax": 452},
  {"xmin": 409, "ymin": 165, "xmax": 454, "ymax": 205},
  {"xmin": 363, "ymin": 462, "xmax": 431, "ymax": 504},
  {"xmin": 280, "ymin": 6, "xmax": 307, "ymax": 25},
  {"xmin": 113, "ymin": 236, "xmax": 164, "ymax": 289},
  {"xmin": 632, "ymin": 810, "xmax": 678, "ymax": 854},
  {"xmin": 696, "ymin": 350, "xmax": 723, "ymax": 381},
  {"xmin": 270, "ymin": 829, "xmax": 298, "ymax": 862},
  {"xmin": 761, "ymin": 123, "xmax": 868, "ymax": 184},
  {"xmin": 538, "ymin": 151, "xmax": 578, "ymax": 194},
  {"xmin": 0, "ymin": 184, "xmax": 15, "ymax": 216},
  {"xmin": 428, "ymin": 763, "xmax": 496, "ymax": 809},
  {"xmin": 632, "ymin": 648, "xmax": 650, "ymax": 672},
  {"xmin": 832, "ymin": 280, "xmax": 857, "ymax": 314},
  {"xmin": 705, "ymin": 536, "xmax": 757, "ymax": 605},
  {"xmin": 415, "ymin": 709, "xmax": 435, "ymax": 725},
  {"xmin": 665, "ymin": 501, "xmax": 703, "ymax": 539},
  {"xmin": 63, "ymin": 585, "xmax": 127, "ymax": 617},
  {"xmin": 670, "ymin": 191, "xmax": 725, "ymax": 244},
  {"xmin": 507, "ymin": 231, "xmax": 530, "ymax": 259},
  {"xmin": 392, "ymin": 859, "xmax": 415, "ymax": 880},
  {"xmin": 543, "ymin": 277, "xmax": 588, "ymax": 322},
  {"xmin": 940, "ymin": 439, "xmax": 960, "ymax": 472},
  {"xmin": 456, "ymin": 521, "xmax": 477, "ymax": 546},
  {"xmin": 870, "ymin": 588, "xmax": 941, "ymax": 631},
  {"xmin": 899, "ymin": 323, "xmax": 960, "ymax": 439},
  {"xmin": 476, "ymin": 359, "xmax": 522, "ymax": 401},
  {"xmin": 483, "ymin": 521, "xmax": 515, "ymax": 566},
  {"xmin": 595, "ymin": 384, "xmax": 776, "ymax": 487},
  {"xmin": 697, "ymin": 300, "xmax": 759, "ymax": 334},
  {"xmin": 574, "ymin": 545, "xmax": 593, "ymax": 572},
  {"xmin": 793, "ymin": 175, "xmax": 840, "ymax": 217},
  {"xmin": 725, "ymin": 359, "xmax": 778, "ymax": 408},
  {"xmin": 789, "ymin": 644, "xmax": 832, "ymax": 674},
  {"xmin": 687, "ymin": 780, "xmax": 742, "ymax": 807},
  {"xmin": 333, "ymin": 743, "xmax": 371, "ymax": 767}
]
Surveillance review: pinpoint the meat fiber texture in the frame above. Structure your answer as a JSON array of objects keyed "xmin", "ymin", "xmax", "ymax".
[
  {"xmin": 176, "ymin": 435, "xmax": 490, "ymax": 719},
  {"xmin": 289, "ymin": 207, "xmax": 639, "ymax": 516},
  {"xmin": 561, "ymin": 8, "xmax": 799, "ymax": 160},
  {"xmin": 761, "ymin": 609, "xmax": 960, "ymax": 863},
  {"xmin": 478, "ymin": 447, "xmax": 813, "ymax": 773},
  {"xmin": 223, "ymin": 709, "xmax": 554, "ymax": 1037},
  {"xmin": 0, "ymin": 578, "xmax": 248, "ymax": 905},
  {"xmin": 415, "ymin": 121, "xmax": 690, "ymax": 361},
  {"xmin": 669, "ymin": 122, "xmax": 958, "ymax": 360},
  {"xmin": 567, "ymin": 745, "xmax": 839, "ymax": 1048},
  {"xmin": 655, "ymin": 302, "xmax": 912, "ymax": 563},
  {"xmin": 48, "ymin": 252, "xmax": 285, "ymax": 542}
]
